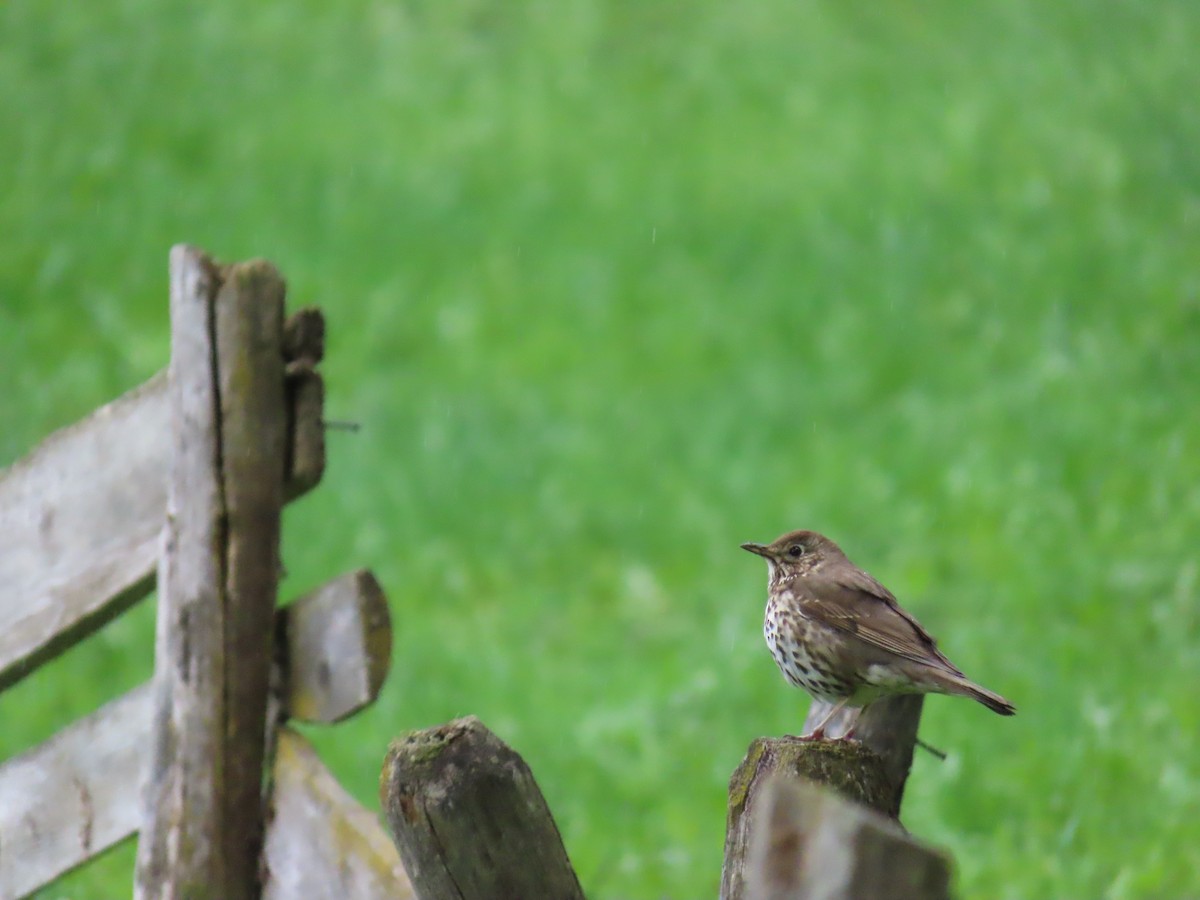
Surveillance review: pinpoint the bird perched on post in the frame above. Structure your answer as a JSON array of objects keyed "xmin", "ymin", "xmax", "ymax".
[{"xmin": 741, "ymin": 529, "xmax": 1015, "ymax": 740}]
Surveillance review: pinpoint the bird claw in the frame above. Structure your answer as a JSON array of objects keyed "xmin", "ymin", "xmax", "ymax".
[{"xmin": 786, "ymin": 728, "xmax": 860, "ymax": 744}]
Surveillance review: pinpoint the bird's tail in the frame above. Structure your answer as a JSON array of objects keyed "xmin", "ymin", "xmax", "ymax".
[{"xmin": 930, "ymin": 671, "xmax": 1016, "ymax": 716}]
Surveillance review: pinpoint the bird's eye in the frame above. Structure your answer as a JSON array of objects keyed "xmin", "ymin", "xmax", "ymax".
[{"xmin": 787, "ymin": 544, "xmax": 805, "ymax": 558}]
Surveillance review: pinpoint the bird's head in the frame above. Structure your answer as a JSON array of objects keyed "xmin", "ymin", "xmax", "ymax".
[{"xmin": 740, "ymin": 529, "xmax": 842, "ymax": 582}]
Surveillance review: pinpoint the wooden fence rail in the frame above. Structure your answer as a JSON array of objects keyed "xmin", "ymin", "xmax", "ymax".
[
  {"xmin": 0, "ymin": 246, "xmax": 411, "ymax": 899},
  {"xmin": 0, "ymin": 315, "xmax": 320, "ymax": 694}
]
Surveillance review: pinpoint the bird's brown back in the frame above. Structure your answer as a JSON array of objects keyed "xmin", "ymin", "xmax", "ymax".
[{"xmin": 785, "ymin": 556, "xmax": 965, "ymax": 677}]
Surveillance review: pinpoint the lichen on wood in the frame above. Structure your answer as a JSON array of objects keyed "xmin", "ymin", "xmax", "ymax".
[{"xmin": 380, "ymin": 716, "xmax": 584, "ymax": 900}]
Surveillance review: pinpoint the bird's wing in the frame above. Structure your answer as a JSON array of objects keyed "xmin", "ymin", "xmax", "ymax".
[{"xmin": 796, "ymin": 571, "xmax": 962, "ymax": 674}]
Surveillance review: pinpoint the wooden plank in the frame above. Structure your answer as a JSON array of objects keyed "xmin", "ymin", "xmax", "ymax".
[
  {"xmin": 722, "ymin": 733, "xmax": 916, "ymax": 900},
  {"xmin": 282, "ymin": 569, "xmax": 391, "ymax": 724},
  {"xmin": 134, "ymin": 247, "xmax": 288, "ymax": 899},
  {"xmin": 0, "ymin": 675, "xmax": 402, "ymax": 898},
  {"xmin": 380, "ymin": 716, "xmax": 585, "ymax": 900},
  {"xmin": 0, "ymin": 309, "xmax": 325, "ymax": 694},
  {"xmin": 0, "ymin": 685, "xmax": 151, "ymax": 899},
  {"xmin": 263, "ymin": 728, "xmax": 413, "ymax": 900},
  {"xmin": 743, "ymin": 777, "xmax": 950, "ymax": 900},
  {"xmin": 1, "ymin": 570, "xmax": 392, "ymax": 897},
  {"xmin": 0, "ymin": 373, "xmax": 168, "ymax": 692}
]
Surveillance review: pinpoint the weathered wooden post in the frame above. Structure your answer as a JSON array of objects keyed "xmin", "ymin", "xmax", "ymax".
[
  {"xmin": 0, "ymin": 245, "xmax": 413, "ymax": 898},
  {"xmin": 380, "ymin": 717, "xmax": 585, "ymax": 900},
  {"xmin": 721, "ymin": 695, "xmax": 939, "ymax": 900},
  {"xmin": 744, "ymin": 777, "xmax": 950, "ymax": 900},
  {"xmin": 135, "ymin": 246, "xmax": 288, "ymax": 898}
]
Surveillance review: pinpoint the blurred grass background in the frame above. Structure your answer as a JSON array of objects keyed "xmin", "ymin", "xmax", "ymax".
[{"xmin": 2, "ymin": 1, "xmax": 1198, "ymax": 897}]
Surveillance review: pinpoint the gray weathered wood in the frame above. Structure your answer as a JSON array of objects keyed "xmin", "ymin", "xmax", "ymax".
[
  {"xmin": 134, "ymin": 246, "xmax": 288, "ymax": 899},
  {"xmin": 0, "ymin": 309, "xmax": 325, "ymax": 694},
  {"xmin": 0, "ymin": 690, "xmax": 405, "ymax": 898},
  {"xmin": 1, "ymin": 568, "xmax": 394, "ymax": 897},
  {"xmin": 263, "ymin": 728, "xmax": 414, "ymax": 900},
  {"xmin": 381, "ymin": 716, "xmax": 585, "ymax": 900},
  {"xmin": 721, "ymin": 707, "xmax": 926, "ymax": 900},
  {"xmin": 0, "ymin": 684, "xmax": 151, "ymax": 898},
  {"xmin": 0, "ymin": 373, "xmax": 167, "ymax": 692},
  {"xmin": 744, "ymin": 777, "xmax": 950, "ymax": 900},
  {"xmin": 282, "ymin": 569, "xmax": 391, "ymax": 724}
]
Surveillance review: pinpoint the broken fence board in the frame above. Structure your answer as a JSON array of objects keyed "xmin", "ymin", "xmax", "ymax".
[
  {"xmin": 1, "ymin": 569, "xmax": 391, "ymax": 896},
  {"xmin": 0, "ymin": 690, "xmax": 403, "ymax": 898},
  {"xmin": 264, "ymin": 728, "xmax": 413, "ymax": 900},
  {"xmin": 0, "ymin": 373, "xmax": 168, "ymax": 693},
  {"xmin": 744, "ymin": 777, "xmax": 950, "ymax": 900},
  {"xmin": 283, "ymin": 569, "xmax": 391, "ymax": 724},
  {"xmin": 0, "ymin": 684, "xmax": 152, "ymax": 899},
  {"xmin": 0, "ymin": 315, "xmax": 326, "ymax": 693}
]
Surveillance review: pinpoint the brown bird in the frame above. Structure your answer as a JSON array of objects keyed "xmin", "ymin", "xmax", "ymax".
[{"xmin": 742, "ymin": 529, "xmax": 1015, "ymax": 740}]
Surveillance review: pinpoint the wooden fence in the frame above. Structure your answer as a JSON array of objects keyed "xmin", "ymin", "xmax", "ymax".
[
  {"xmin": 2, "ymin": 245, "xmax": 954, "ymax": 899},
  {"xmin": 378, "ymin": 698, "xmax": 951, "ymax": 899},
  {"xmin": 0, "ymin": 246, "xmax": 412, "ymax": 898}
]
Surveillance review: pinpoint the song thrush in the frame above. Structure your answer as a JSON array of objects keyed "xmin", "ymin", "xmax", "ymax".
[{"xmin": 742, "ymin": 529, "xmax": 1015, "ymax": 740}]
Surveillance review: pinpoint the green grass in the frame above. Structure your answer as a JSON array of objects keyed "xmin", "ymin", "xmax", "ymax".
[{"xmin": 2, "ymin": 1, "xmax": 1199, "ymax": 897}]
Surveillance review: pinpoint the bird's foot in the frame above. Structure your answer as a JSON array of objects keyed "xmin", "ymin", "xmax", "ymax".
[
  {"xmin": 784, "ymin": 729, "xmax": 826, "ymax": 741},
  {"xmin": 784, "ymin": 727, "xmax": 862, "ymax": 744}
]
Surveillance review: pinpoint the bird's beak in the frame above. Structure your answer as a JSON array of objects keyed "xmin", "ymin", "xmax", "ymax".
[{"xmin": 740, "ymin": 542, "xmax": 770, "ymax": 557}]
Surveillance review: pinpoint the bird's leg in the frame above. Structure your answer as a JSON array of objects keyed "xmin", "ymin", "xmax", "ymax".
[
  {"xmin": 841, "ymin": 705, "xmax": 867, "ymax": 741},
  {"xmin": 802, "ymin": 697, "xmax": 852, "ymax": 741}
]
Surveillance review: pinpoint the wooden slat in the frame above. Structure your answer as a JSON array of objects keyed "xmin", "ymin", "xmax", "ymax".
[
  {"xmin": 263, "ymin": 728, "xmax": 413, "ymax": 900},
  {"xmin": 380, "ymin": 716, "xmax": 585, "ymax": 900},
  {"xmin": 0, "ymin": 570, "xmax": 392, "ymax": 897},
  {"xmin": 0, "ymin": 311, "xmax": 326, "ymax": 694},
  {"xmin": 0, "ymin": 654, "xmax": 401, "ymax": 899},
  {"xmin": 743, "ymin": 777, "xmax": 950, "ymax": 900},
  {"xmin": 0, "ymin": 373, "xmax": 168, "ymax": 692},
  {"xmin": 134, "ymin": 247, "xmax": 288, "ymax": 898},
  {"xmin": 282, "ymin": 569, "xmax": 391, "ymax": 724},
  {"xmin": 0, "ymin": 685, "xmax": 151, "ymax": 899}
]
